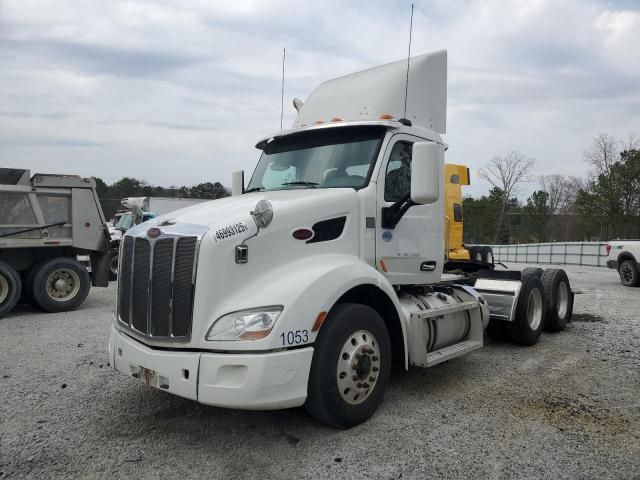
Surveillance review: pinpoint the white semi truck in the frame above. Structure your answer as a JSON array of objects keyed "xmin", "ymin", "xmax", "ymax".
[{"xmin": 109, "ymin": 51, "xmax": 574, "ymax": 427}]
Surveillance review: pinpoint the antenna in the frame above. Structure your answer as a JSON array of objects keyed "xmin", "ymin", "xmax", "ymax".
[
  {"xmin": 402, "ymin": 3, "xmax": 414, "ymax": 119},
  {"xmin": 280, "ymin": 48, "xmax": 286, "ymax": 131}
]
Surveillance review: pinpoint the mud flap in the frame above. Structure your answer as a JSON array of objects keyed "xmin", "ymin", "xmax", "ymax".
[
  {"xmin": 90, "ymin": 251, "xmax": 110, "ymax": 287},
  {"xmin": 473, "ymin": 270, "xmax": 523, "ymax": 322}
]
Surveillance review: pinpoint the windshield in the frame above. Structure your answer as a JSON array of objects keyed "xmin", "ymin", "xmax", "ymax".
[
  {"xmin": 115, "ymin": 213, "xmax": 134, "ymax": 230},
  {"xmin": 247, "ymin": 126, "xmax": 386, "ymax": 192}
]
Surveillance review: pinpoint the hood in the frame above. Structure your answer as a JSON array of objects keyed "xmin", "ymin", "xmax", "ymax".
[{"xmin": 151, "ymin": 188, "xmax": 359, "ymax": 234}]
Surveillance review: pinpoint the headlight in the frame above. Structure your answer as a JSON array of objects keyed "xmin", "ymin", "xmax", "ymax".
[{"xmin": 206, "ymin": 306, "xmax": 283, "ymax": 341}]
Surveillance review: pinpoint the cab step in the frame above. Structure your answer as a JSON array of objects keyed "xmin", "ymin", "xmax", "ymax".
[{"xmin": 425, "ymin": 340, "xmax": 482, "ymax": 367}]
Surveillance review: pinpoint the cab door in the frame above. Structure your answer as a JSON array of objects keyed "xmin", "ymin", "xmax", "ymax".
[{"xmin": 375, "ymin": 135, "xmax": 444, "ymax": 285}]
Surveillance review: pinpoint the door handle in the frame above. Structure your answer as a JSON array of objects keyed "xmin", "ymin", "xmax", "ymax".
[{"xmin": 420, "ymin": 261, "xmax": 437, "ymax": 272}]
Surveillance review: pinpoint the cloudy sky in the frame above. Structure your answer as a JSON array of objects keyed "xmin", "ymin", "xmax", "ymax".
[{"xmin": 1, "ymin": 0, "xmax": 639, "ymax": 196}]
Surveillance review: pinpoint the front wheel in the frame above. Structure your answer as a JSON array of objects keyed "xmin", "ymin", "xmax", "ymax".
[{"xmin": 305, "ymin": 303, "xmax": 391, "ymax": 428}]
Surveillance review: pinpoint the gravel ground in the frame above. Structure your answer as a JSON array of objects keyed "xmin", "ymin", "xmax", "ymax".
[{"xmin": 1, "ymin": 263, "xmax": 639, "ymax": 479}]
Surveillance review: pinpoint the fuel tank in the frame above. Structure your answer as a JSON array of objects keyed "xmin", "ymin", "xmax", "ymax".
[{"xmin": 399, "ymin": 285, "xmax": 489, "ymax": 367}]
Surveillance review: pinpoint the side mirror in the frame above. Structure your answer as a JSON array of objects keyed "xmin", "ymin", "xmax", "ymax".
[
  {"xmin": 232, "ymin": 170, "xmax": 244, "ymax": 196},
  {"xmin": 411, "ymin": 143, "xmax": 439, "ymax": 204}
]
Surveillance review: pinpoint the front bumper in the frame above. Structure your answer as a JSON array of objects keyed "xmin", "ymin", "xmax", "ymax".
[
  {"xmin": 607, "ymin": 260, "xmax": 618, "ymax": 270},
  {"xmin": 109, "ymin": 326, "xmax": 313, "ymax": 410}
]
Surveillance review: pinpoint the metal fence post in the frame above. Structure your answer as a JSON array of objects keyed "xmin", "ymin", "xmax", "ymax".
[{"xmin": 579, "ymin": 242, "xmax": 583, "ymax": 266}]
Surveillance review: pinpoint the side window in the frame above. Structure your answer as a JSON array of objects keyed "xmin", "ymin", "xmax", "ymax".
[
  {"xmin": 384, "ymin": 142, "xmax": 413, "ymax": 202},
  {"xmin": 453, "ymin": 203, "xmax": 463, "ymax": 222},
  {"xmin": 0, "ymin": 193, "xmax": 36, "ymax": 225},
  {"xmin": 38, "ymin": 195, "xmax": 70, "ymax": 224}
]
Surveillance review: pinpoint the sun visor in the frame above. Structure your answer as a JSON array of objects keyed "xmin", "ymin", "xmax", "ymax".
[{"xmin": 294, "ymin": 50, "xmax": 447, "ymax": 134}]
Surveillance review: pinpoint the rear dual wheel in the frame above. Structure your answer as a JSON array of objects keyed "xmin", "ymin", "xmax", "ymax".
[
  {"xmin": 0, "ymin": 261, "xmax": 22, "ymax": 319},
  {"xmin": 27, "ymin": 258, "xmax": 91, "ymax": 313},
  {"xmin": 305, "ymin": 303, "xmax": 391, "ymax": 428},
  {"xmin": 542, "ymin": 269, "xmax": 573, "ymax": 332},
  {"xmin": 509, "ymin": 274, "xmax": 546, "ymax": 345}
]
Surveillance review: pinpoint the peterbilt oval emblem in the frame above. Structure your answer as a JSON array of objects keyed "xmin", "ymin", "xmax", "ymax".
[{"xmin": 147, "ymin": 227, "xmax": 161, "ymax": 238}]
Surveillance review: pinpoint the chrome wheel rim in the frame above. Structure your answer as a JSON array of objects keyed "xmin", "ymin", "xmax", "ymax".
[
  {"xmin": 337, "ymin": 330, "xmax": 380, "ymax": 405},
  {"xmin": 46, "ymin": 268, "xmax": 80, "ymax": 301},
  {"xmin": 0, "ymin": 275, "xmax": 8, "ymax": 304},
  {"xmin": 527, "ymin": 288, "xmax": 543, "ymax": 330},
  {"xmin": 557, "ymin": 281, "xmax": 569, "ymax": 318}
]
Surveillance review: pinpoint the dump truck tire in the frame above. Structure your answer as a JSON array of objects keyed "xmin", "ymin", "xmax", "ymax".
[
  {"xmin": 305, "ymin": 303, "xmax": 391, "ymax": 428},
  {"xmin": 0, "ymin": 261, "xmax": 22, "ymax": 319},
  {"xmin": 542, "ymin": 268, "xmax": 573, "ymax": 332},
  {"xmin": 31, "ymin": 257, "xmax": 91, "ymax": 313},
  {"xmin": 510, "ymin": 275, "xmax": 546, "ymax": 346}
]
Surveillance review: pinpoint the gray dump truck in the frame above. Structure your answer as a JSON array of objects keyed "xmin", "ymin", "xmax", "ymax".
[{"xmin": 0, "ymin": 168, "xmax": 110, "ymax": 318}]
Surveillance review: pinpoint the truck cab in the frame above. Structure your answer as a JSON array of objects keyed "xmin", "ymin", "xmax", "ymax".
[{"xmin": 109, "ymin": 51, "xmax": 573, "ymax": 427}]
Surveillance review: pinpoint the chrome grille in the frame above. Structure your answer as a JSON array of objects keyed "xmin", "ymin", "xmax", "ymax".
[{"xmin": 117, "ymin": 229, "xmax": 202, "ymax": 342}]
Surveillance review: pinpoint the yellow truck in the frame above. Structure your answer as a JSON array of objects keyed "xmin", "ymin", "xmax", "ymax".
[{"xmin": 444, "ymin": 164, "xmax": 494, "ymax": 266}]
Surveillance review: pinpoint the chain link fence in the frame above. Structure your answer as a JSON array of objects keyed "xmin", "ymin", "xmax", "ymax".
[{"xmin": 491, "ymin": 242, "xmax": 609, "ymax": 267}]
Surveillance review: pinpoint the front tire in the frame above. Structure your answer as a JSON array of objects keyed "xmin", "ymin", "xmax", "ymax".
[
  {"xmin": 30, "ymin": 258, "xmax": 91, "ymax": 313},
  {"xmin": 619, "ymin": 259, "xmax": 640, "ymax": 287},
  {"xmin": 0, "ymin": 261, "xmax": 22, "ymax": 319},
  {"xmin": 305, "ymin": 303, "xmax": 391, "ymax": 428}
]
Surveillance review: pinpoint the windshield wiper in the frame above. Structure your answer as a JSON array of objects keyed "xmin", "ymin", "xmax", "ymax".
[
  {"xmin": 282, "ymin": 181, "xmax": 318, "ymax": 188},
  {"xmin": 244, "ymin": 187, "xmax": 264, "ymax": 193}
]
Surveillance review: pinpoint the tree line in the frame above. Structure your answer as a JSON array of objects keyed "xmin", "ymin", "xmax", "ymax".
[
  {"xmin": 464, "ymin": 133, "xmax": 640, "ymax": 244},
  {"xmin": 94, "ymin": 176, "xmax": 230, "ymax": 219}
]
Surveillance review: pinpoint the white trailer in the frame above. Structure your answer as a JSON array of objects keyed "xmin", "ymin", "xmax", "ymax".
[
  {"xmin": 109, "ymin": 51, "xmax": 574, "ymax": 427},
  {"xmin": 120, "ymin": 196, "xmax": 209, "ymax": 218}
]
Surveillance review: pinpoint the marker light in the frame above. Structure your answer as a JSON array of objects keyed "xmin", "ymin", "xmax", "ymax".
[
  {"xmin": 315, "ymin": 120, "xmax": 324, "ymax": 124},
  {"xmin": 330, "ymin": 117, "xmax": 343, "ymax": 122},
  {"xmin": 206, "ymin": 306, "xmax": 283, "ymax": 341},
  {"xmin": 379, "ymin": 113, "xmax": 394, "ymax": 120}
]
